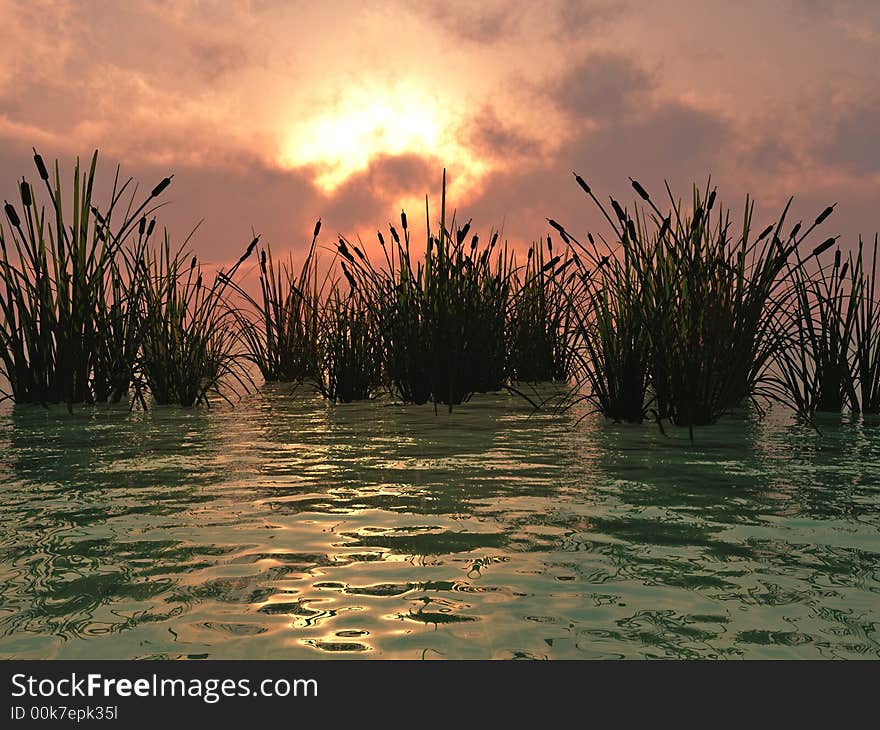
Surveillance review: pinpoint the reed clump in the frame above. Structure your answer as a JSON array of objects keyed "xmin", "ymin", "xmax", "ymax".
[
  {"xmin": 507, "ymin": 237, "xmax": 578, "ymax": 383},
  {"xmin": 0, "ymin": 150, "xmax": 169, "ymax": 405},
  {"xmin": 779, "ymin": 235, "xmax": 880, "ymax": 415},
  {"xmin": 551, "ymin": 175, "xmax": 838, "ymax": 431},
  {"xmin": 341, "ymin": 172, "xmax": 514, "ymax": 409},
  {"xmin": 233, "ymin": 223, "xmax": 322, "ymax": 385},
  {"xmin": 315, "ymin": 280, "xmax": 383, "ymax": 403},
  {"xmin": 136, "ymin": 232, "xmax": 254, "ymax": 407},
  {"xmin": 8, "ymin": 149, "xmax": 880, "ymax": 427}
]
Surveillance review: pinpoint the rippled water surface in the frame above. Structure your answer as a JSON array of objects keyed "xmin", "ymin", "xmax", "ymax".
[{"xmin": 0, "ymin": 387, "xmax": 878, "ymax": 659}]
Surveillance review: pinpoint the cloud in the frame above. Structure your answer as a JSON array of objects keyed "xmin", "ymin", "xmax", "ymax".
[
  {"xmin": 464, "ymin": 106, "xmax": 543, "ymax": 161},
  {"xmin": 0, "ymin": 0, "xmax": 878, "ymax": 263},
  {"xmin": 554, "ymin": 0, "xmax": 625, "ymax": 38},
  {"xmin": 819, "ymin": 98, "xmax": 880, "ymax": 175},
  {"xmin": 317, "ymin": 152, "xmax": 441, "ymax": 233},
  {"xmin": 549, "ymin": 52, "xmax": 654, "ymax": 124},
  {"xmin": 461, "ymin": 97, "xmax": 732, "ymax": 245},
  {"xmin": 415, "ymin": 0, "xmax": 525, "ymax": 43}
]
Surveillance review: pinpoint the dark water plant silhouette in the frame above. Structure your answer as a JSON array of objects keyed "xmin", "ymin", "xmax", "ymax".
[
  {"xmin": 0, "ymin": 150, "xmax": 170, "ymax": 405},
  {"xmin": 550, "ymin": 175, "xmax": 839, "ymax": 432}
]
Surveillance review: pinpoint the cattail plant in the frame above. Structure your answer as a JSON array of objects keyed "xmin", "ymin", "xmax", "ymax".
[
  {"xmin": 778, "ymin": 243, "xmax": 859, "ymax": 414},
  {"xmin": 563, "ymin": 231, "xmax": 652, "ymax": 423},
  {"xmin": 315, "ymin": 276, "xmax": 383, "ymax": 403},
  {"xmin": 853, "ymin": 235, "xmax": 880, "ymax": 413},
  {"xmin": 779, "ymin": 234, "xmax": 880, "ymax": 415},
  {"xmin": 340, "ymin": 171, "xmax": 514, "ymax": 410},
  {"xmin": 231, "ymin": 221, "xmax": 324, "ymax": 383},
  {"xmin": 507, "ymin": 236, "xmax": 578, "ymax": 383},
  {"xmin": 135, "ymin": 232, "xmax": 253, "ymax": 407},
  {"xmin": 0, "ymin": 151, "xmax": 169, "ymax": 405},
  {"xmin": 551, "ymin": 174, "xmax": 837, "ymax": 433}
]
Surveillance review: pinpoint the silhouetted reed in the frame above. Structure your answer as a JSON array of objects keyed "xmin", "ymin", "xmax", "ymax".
[
  {"xmin": 136, "ymin": 233, "xmax": 253, "ymax": 407},
  {"xmin": 507, "ymin": 237, "xmax": 578, "ymax": 382},
  {"xmin": 552, "ymin": 175, "xmax": 837, "ymax": 432},
  {"xmin": 340, "ymin": 172, "xmax": 513, "ymax": 409},
  {"xmin": 5, "ymin": 149, "xmax": 877, "ymax": 427},
  {"xmin": 232, "ymin": 222, "xmax": 322, "ymax": 384},
  {"xmin": 779, "ymin": 235, "xmax": 880, "ymax": 415},
  {"xmin": 315, "ymin": 280, "xmax": 383, "ymax": 403},
  {"xmin": 0, "ymin": 151, "xmax": 169, "ymax": 405}
]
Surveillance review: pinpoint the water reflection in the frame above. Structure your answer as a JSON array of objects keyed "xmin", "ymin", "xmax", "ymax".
[{"xmin": 0, "ymin": 388, "xmax": 878, "ymax": 659}]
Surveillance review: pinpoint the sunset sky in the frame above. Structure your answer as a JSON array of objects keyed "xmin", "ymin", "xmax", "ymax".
[{"xmin": 1, "ymin": 0, "xmax": 879, "ymax": 267}]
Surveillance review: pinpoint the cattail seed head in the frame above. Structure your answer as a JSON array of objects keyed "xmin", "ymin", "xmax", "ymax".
[
  {"xmin": 542, "ymin": 255, "xmax": 561, "ymax": 272},
  {"xmin": 757, "ymin": 224, "xmax": 774, "ymax": 241},
  {"xmin": 20, "ymin": 180, "xmax": 32, "ymax": 207},
  {"xmin": 811, "ymin": 237, "xmax": 837, "ymax": 258},
  {"xmin": 790, "ymin": 222, "xmax": 802, "ymax": 239},
  {"xmin": 573, "ymin": 173, "xmax": 591, "ymax": 196},
  {"xmin": 547, "ymin": 219, "xmax": 571, "ymax": 244},
  {"xmin": 138, "ymin": 217, "xmax": 146, "ymax": 236},
  {"xmin": 341, "ymin": 261, "xmax": 357, "ymax": 291},
  {"xmin": 33, "ymin": 149, "xmax": 49, "ymax": 181},
  {"xmin": 834, "ymin": 249, "xmax": 841, "ymax": 268},
  {"xmin": 151, "ymin": 176, "xmax": 172, "ymax": 198},
  {"xmin": 588, "ymin": 233, "xmax": 595, "ymax": 245},
  {"xmin": 630, "ymin": 177, "xmax": 650, "ymax": 201},
  {"xmin": 196, "ymin": 273, "xmax": 202, "ymax": 289},
  {"xmin": 390, "ymin": 226, "xmax": 400, "ymax": 244},
  {"xmin": 238, "ymin": 236, "xmax": 258, "ymax": 263},
  {"xmin": 190, "ymin": 255, "xmax": 197, "ymax": 270},
  {"xmin": 490, "ymin": 232, "xmax": 498, "ymax": 248},
  {"xmin": 611, "ymin": 199, "xmax": 626, "ymax": 222},
  {"xmin": 840, "ymin": 261, "xmax": 849, "ymax": 280},
  {"xmin": 377, "ymin": 231, "xmax": 386, "ymax": 247},
  {"xmin": 707, "ymin": 190, "xmax": 716, "ymax": 211},
  {"xmin": 313, "ymin": 219, "xmax": 321, "ymax": 238},
  {"xmin": 4, "ymin": 201, "xmax": 20, "ymax": 228},
  {"xmin": 470, "ymin": 234, "xmax": 478, "ymax": 251},
  {"xmin": 815, "ymin": 204, "xmax": 835, "ymax": 226},
  {"xmin": 401, "ymin": 210, "xmax": 408, "ymax": 231},
  {"xmin": 337, "ymin": 240, "xmax": 354, "ymax": 263},
  {"xmin": 146, "ymin": 218, "xmax": 156, "ymax": 237}
]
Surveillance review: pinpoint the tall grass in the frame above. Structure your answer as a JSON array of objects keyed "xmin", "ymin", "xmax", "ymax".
[
  {"xmin": 136, "ymin": 233, "xmax": 254, "ymax": 407},
  {"xmin": 6, "ymin": 150, "xmax": 873, "ymax": 425},
  {"xmin": 232, "ymin": 222, "xmax": 322, "ymax": 384},
  {"xmin": 551, "ymin": 175, "xmax": 837, "ymax": 430},
  {"xmin": 342, "ymin": 172, "xmax": 513, "ymax": 409},
  {"xmin": 779, "ymin": 245, "xmax": 858, "ymax": 414},
  {"xmin": 508, "ymin": 237, "xmax": 578, "ymax": 383},
  {"xmin": 315, "ymin": 278, "xmax": 383, "ymax": 403},
  {"xmin": 564, "ymin": 230, "xmax": 652, "ymax": 422},
  {"xmin": 854, "ymin": 236, "xmax": 880, "ymax": 413},
  {"xmin": 0, "ymin": 150, "xmax": 169, "ymax": 405},
  {"xmin": 779, "ymin": 235, "xmax": 880, "ymax": 415}
]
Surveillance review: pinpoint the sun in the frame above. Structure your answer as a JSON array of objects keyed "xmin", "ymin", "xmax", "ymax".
[{"xmin": 279, "ymin": 82, "xmax": 487, "ymax": 197}]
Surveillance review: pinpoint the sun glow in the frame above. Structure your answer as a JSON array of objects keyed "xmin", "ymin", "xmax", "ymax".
[{"xmin": 279, "ymin": 83, "xmax": 487, "ymax": 197}]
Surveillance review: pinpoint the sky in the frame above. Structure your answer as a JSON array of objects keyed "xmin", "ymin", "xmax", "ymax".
[{"xmin": 1, "ymin": 0, "xmax": 879, "ymax": 269}]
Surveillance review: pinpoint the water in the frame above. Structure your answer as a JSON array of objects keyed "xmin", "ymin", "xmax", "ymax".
[{"xmin": 0, "ymin": 387, "xmax": 878, "ymax": 659}]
